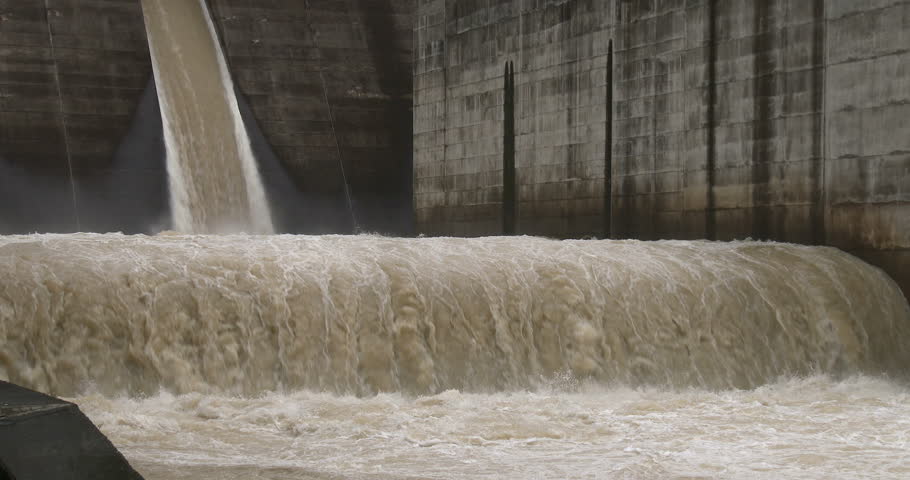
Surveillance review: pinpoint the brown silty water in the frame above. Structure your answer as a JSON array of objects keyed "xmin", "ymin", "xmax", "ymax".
[
  {"xmin": 1, "ymin": 234, "xmax": 909, "ymax": 479},
  {"xmin": 142, "ymin": 0, "xmax": 272, "ymax": 234},
  {"xmin": 1, "ymin": 234, "xmax": 908, "ymax": 397}
]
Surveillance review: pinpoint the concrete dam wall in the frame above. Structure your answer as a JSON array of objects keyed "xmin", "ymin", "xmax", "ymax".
[
  {"xmin": 209, "ymin": 0, "xmax": 413, "ymax": 234},
  {"xmin": 0, "ymin": 0, "xmax": 160, "ymax": 234},
  {"xmin": 0, "ymin": 0, "xmax": 413, "ymax": 235},
  {"xmin": 414, "ymin": 0, "xmax": 910, "ymax": 296},
  {"xmin": 2, "ymin": 0, "xmax": 907, "ymax": 294}
]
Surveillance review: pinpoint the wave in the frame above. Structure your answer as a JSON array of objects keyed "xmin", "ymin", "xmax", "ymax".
[{"xmin": 1, "ymin": 234, "xmax": 907, "ymax": 396}]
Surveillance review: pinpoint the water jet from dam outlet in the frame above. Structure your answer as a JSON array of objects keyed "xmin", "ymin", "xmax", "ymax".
[{"xmin": 142, "ymin": 0, "xmax": 273, "ymax": 234}]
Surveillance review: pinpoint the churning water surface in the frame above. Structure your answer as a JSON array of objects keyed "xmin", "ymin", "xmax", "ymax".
[
  {"xmin": 79, "ymin": 376, "xmax": 910, "ymax": 480},
  {"xmin": 1, "ymin": 234, "xmax": 908, "ymax": 479}
]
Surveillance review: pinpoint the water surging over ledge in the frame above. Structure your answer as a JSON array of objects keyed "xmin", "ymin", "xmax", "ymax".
[{"xmin": 0, "ymin": 234, "xmax": 907, "ymax": 397}]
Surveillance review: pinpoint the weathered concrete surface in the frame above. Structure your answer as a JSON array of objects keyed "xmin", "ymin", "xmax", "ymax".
[
  {"xmin": 414, "ymin": 0, "xmax": 910, "ymax": 297},
  {"xmin": 209, "ymin": 0, "xmax": 414, "ymax": 234},
  {"xmin": 824, "ymin": 1, "xmax": 910, "ymax": 250},
  {"xmin": 415, "ymin": 0, "xmax": 613, "ymax": 237}
]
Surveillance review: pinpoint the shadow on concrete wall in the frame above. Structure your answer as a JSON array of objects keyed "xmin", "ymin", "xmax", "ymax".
[
  {"xmin": 0, "ymin": 160, "xmax": 79, "ymax": 234},
  {"xmin": 235, "ymin": 86, "xmax": 349, "ymax": 235},
  {"xmin": 74, "ymin": 80, "xmax": 170, "ymax": 234},
  {"xmin": 0, "ymin": 80, "xmax": 168, "ymax": 235},
  {"xmin": 354, "ymin": 0, "xmax": 414, "ymax": 236},
  {"xmin": 1, "ymin": 76, "xmax": 407, "ymax": 235}
]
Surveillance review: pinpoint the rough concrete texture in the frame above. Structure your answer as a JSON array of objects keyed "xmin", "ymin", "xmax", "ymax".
[
  {"xmin": 209, "ymin": 0, "xmax": 414, "ymax": 234},
  {"xmin": 414, "ymin": 0, "xmax": 910, "ymax": 296},
  {"xmin": 415, "ymin": 0, "xmax": 613, "ymax": 237}
]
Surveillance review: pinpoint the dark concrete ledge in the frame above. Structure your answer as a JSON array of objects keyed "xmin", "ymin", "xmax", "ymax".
[{"xmin": 0, "ymin": 381, "xmax": 143, "ymax": 480}]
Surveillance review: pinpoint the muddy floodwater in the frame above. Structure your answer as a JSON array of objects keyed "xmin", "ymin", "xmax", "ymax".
[
  {"xmin": 2, "ymin": 233, "xmax": 908, "ymax": 479},
  {"xmin": 78, "ymin": 376, "xmax": 910, "ymax": 479}
]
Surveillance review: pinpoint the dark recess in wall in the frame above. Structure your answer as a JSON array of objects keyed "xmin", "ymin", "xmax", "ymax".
[
  {"xmin": 751, "ymin": 0, "xmax": 775, "ymax": 240},
  {"xmin": 604, "ymin": 39, "xmax": 613, "ymax": 239},
  {"xmin": 706, "ymin": 0, "xmax": 718, "ymax": 241},
  {"xmin": 810, "ymin": 0, "xmax": 826, "ymax": 245},
  {"xmin": 354, "ymin": 0, "xmax": 415, "ymax": 235},
  {"xmin": 503, "ymin": 60, "xmax": 515, "ymax": 235}
]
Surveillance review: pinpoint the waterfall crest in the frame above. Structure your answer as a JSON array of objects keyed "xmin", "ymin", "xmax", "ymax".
[{"xmin": 1, "ymin": 234, "xmax": 907, "ymax": 397}]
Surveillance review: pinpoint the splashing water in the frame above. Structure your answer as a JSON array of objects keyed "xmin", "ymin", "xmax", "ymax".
[
  {"xmin": 79, "ymin": 376, "xmax": 910, "ymax": 480},
  {"xmin": 1, "ymin": 233, "xmax": 909, "ymax": 479},
  {"xmin": 142, "ymin": 0, "xmax": 273, "ymax": 234},
  {"xmin": 1, "ymin": 234, "xmax": 907, "ymax": 397}
]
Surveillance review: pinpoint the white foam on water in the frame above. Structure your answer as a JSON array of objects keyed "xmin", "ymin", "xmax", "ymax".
[
  {"xmin": 1, "ymin": 233, "xmax": 908, "ymax": 479},
  {"xmin": 77, "ymin": 376, "xmax": 910, "ymax": 480}
]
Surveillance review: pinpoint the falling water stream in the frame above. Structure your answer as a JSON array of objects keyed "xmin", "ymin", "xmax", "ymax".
[
  {"xmin": 1, "ymin": 234, "xmax": 908, "ymax": 478},
  {"xmin": 141, "ymin": 0, "xmax": 272, "ymax": 234}
]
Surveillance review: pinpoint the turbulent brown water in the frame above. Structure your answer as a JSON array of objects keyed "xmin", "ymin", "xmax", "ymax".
[
  {"xmin": 79, "ymin": 377, "xmax": 910, "ymax": 480},
  {"xmin": 142, "ymin": 0, "xmax": 272, "ymax": 234},
  {"xmin": 1, "ymin": 234, "xmax": 908, "ymax": 478},
  {"xmin": 2, "ymin": 234, "xmax": 908, "ymax": 396}
]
